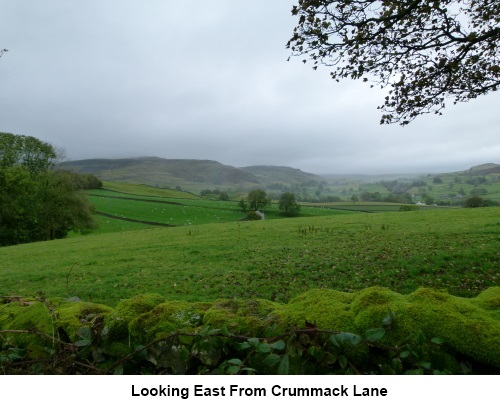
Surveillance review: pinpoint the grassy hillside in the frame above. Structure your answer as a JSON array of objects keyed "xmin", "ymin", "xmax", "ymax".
[
  {"xmin": 240, "ymin": 165, "xmax": 325, "ymax": 186},
  {"xmin": 60, "ymin": 158, "xmax": 339, "ymax": 195},
  {"xmin": 1, "ymin": 207, "xmax": 498, "ymax": 306},
  {"xmin": 101, "ymin": 181, "xmax": 201, "ymax": 199},
  {"xmin": 60, "ymin": 157, "xmax": 500, "ymax": 205},
  {"xmin": 59, "ymin": 157, "xmax": 261, "ymax": 192},
  {"xmin": 467, "ymin": 163, "xmax": 500, "ymax": 175}
]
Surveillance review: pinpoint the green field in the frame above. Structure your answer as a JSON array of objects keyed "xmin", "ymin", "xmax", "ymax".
[
  {"xmin": 2, "ymin": 206, "xmax": 498, "ymax": 306},
  {"xmin": 302, "ymin": 201, "xmax": 444, "ymax": 212},
  {"xmin": 101, "ymin": 181, "xmax": 202, "ymax": 199},
  {"xmin": 85, "ymin": 186, "xmax": 357, "ymax": 233}
]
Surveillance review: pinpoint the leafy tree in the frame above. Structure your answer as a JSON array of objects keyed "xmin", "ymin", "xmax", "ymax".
[
  {"xmin": 246, "ymin": 189, "xmax": 271, "ymax": 211},
  {"xmin": 32, "ymin": 171, "xmax": 97, "ymax": 240},
  {"xmin": 425, "ymin": 196, "xmax": 436, "ymax": 205},
  {"xmin": 0, "ymin": 133, "xmax": 96, "ymax": 246},
  {"xmin": 0, "ymin": 132, "xmax": 57, "ymax": 174},
  {"xmin": 219, "ymin": 192, "xmax": 229, "ymax": 201},
  {"xmin": 360, "ymin": 191, "xmax": 382, "ymax": 202},
  {"xmin": 287, "ymin": 1, "xmax": 500, "ymax": 125},
  {"xmin": 0, "ymin": 166, "xmax": 36, "ymax": 245},
  {"xmin": 463, "ymin": 196, "xmax": 485, "ymax": 207},
  {"xmin": 278, "ymin": 192, "xmax": 301, "ymax": 217},
  {"xmin": 238, "ymin": 198, "xmax": 248, "ymax": 212}
]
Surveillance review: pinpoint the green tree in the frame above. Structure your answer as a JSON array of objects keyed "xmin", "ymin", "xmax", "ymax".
[
  {"xmin": 288, "ymin": 1, "xmax": 500, "ymax": 125},
  {"xmin": 0, "ymin": 132, "xmax": 57, "ymax": 174},
  {"xmin": 278, "ymin": 192, "xmax": 301, "ymax": 217},
  {"xmin": 247, "ymin": 189, "xmax": 271, "ymax": 211},
  {"xmin": 238, "ymin": 198, "xmax": 248, "ymax": 212},
  {"xmin": 425, "ymin": 196, "xmax": 435, "ymax": 205},
  {"xmin": 219, "ymin": 191, "xmax": 229, "ymax": 201},
  {"xmin": 0, "ymin": 166, "xmax": 36, "ymax": 245},
  {"xmin": 0, "ymin": 133, "xmax": 96, "ymax": 246},
  {"xmin": 31, "ymin": 171, "xmax": 97, "ymax": 241},
  {"xmin": 463, "ymin": 196, "xmax": 485, "ymax": 207}
]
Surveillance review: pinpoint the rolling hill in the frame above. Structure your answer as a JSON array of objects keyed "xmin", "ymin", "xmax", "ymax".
[
  {"xmin": 240, "ymin": 165, "xmax": 325, "ymax": 186},
  {"xmin": 466, "ymin": 163, "xmax": 500, "ymax": 176},
  {"xmin": 59, "ymin": 157, "xmax": 500, "ymax": 203},
  {"xmin": 58, "ymin": 157, "xmax": 326, "ymax": 192},
  {"xmin": 59, "ymin": 157, "xmax": 260, "ymax": 191}
]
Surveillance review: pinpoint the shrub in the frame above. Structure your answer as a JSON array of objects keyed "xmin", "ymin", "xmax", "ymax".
[{"xmin": 464, "ymin": 196, "xmax": 485, "ymax": 208}]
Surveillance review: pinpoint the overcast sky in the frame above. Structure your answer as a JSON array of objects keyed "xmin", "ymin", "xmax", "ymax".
[{"xmin": 1, "ymin": 0, "xmax": 498, "ymax": 175}]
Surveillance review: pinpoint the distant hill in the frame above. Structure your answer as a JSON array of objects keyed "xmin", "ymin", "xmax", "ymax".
[
  {"xmin": 466, "ymin": 163, "xmax": 500, "ymax": 175},
  {"xmin": 58, "ymin": 157, "xmax": 325, "ymax": 192},
  {"xmin": 321, "ymin": 173, "xmax": 421, "ymax": 183},
  {"xmin": 58, "ymin": 157, "xmax": 261, "ymax": 190},
  {"xmin": 59, "ymin": 157, "xmax": 500, "ymax": 198},
  {"xmin": 240, "ymin": 165, "xmax": 325, "ymax": 186}
]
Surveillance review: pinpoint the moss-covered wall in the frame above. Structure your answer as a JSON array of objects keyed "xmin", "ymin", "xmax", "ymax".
[{"xmin": 1, "ymin": 287, "xmax": 499, "ymax": 369}]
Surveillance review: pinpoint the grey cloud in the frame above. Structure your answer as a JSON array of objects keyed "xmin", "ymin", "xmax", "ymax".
[{"xmin": 1, "ymin": 0, "xmax": 498, "ymax": 175}]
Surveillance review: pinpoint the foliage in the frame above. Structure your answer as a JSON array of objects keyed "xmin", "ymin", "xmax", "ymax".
[
  {"xmin": 1, "ymin": 292, "xmax": 497, "ymax": 375},
  {"xmin": 278, "ymin": 192, "xmax": 301, "ymax": 217},
  {"xmin": 360, "ymin": 191, "xmax": 382, "ymax": 202},
  {"xmin": 238, "ymin": 198, "xmax": 248, "ymax": 212},
  {"xmin": 200, "ymin": 189, "xmax": 229, "ymax": 200},
  {"xmin": 0, "ymin": 132, "xmax": 57, "ymax": 174},
  {"xmin": 245, "ymin": 189, "xmax": 271, "ymax": 211},
  {"xmin": 399, "ymin": 204, "xmax": 419, "ymax": 211},
  {"xmin": 287, "ymin": 0, "xmax": 500, "ymax": 125},
  {"xmin": 0, "ymin": 133, "xmax": 97, "ymax": 246},
  {"xmin": 463, "ymin": 196, "xmax": 486, "ymax": 207},
  {"xmin": 63, "ymin": 172, "xmax": 102, "ymax": 190}
]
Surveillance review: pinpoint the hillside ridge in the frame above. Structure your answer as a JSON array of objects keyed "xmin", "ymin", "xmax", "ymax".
[
  {"xmin": 59, "ymin": 157, "xmax": 325, "ymax": 191},
  {"xmin": 59, "ymin": 157, "xmax": 500, "ymax": 193}
]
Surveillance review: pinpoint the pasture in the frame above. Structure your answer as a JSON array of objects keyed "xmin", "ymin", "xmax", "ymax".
[
  {"xmin": 1, "ymin": 206, "xmax": 498, "ymax": 306},
  {"xmin": 85, "ymin": 187, "xmax": 356, "ymax": 232}
]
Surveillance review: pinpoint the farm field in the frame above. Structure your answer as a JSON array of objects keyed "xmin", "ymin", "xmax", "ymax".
[
  {"xmin": 101, "ymin": 181, "xmax": 202, "ymax": 199},
  {"xmin": 302, "ymin": 201, "xmax": 444, "ymax": 212},
  {"xmin": 1, "ymin": 206, "xmax": 498, "ymax": 306},
  {"xmin": 85, "ymin": 186, "xmax": 357, "ymax": 232}
]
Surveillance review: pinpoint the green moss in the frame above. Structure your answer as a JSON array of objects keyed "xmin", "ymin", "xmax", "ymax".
[
  {"xmin": 2, "ymin": 288, "xmax": 499, "ymax": 370},
  {"xmin": 406, "ymin": 288, "xmax": 500, "ymax": 367},
  {"xmin": 472, "ymin": 287, "xmax": 500, "ymax": 310},
  {"xmin": 54, "ymin": 301, "xmax": 113, "ymax": 342},
  {"xmin": 129, "ymin": 301, "xmax": 211, "ymax": 342},
  {"xmin": 273, "ymin": 289, "xmax": 355, "ymax": 331},
  {"xmin": 106, "ymin": 294, "xmax": 166, "ymax": 339},
  {"xmin": 349, "ymin": 287, "xmax": 417, "ymax": 342},
  {"xmin": 203, "ymin": 298, "xmax": 283, "ymax": 335},
  {"xmin": 0, "ymin": 301, "xmax": 54, "ymax": 349},
  {"xmin": 274, "ymin": 287, "xmax": 500, "ymax": 368}
]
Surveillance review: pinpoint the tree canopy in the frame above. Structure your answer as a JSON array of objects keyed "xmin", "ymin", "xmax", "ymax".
[
  {"xmin": 287, "ymin": 0, "xmax": 500, "ymax": 125},
  {"xmin": 278, "ymin": 192, "xmax": 301, "ymax": 217},
  {"xmin": 246, "ymin": 189, "xmax": 271, "ymax": 211},
  {"xmin": 0, "ymin": 132, "xmax": 97, "ymax": 246},
  {"xmin": 0, "ymin": 132, "xmax": 57, "ymax": 174}
]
